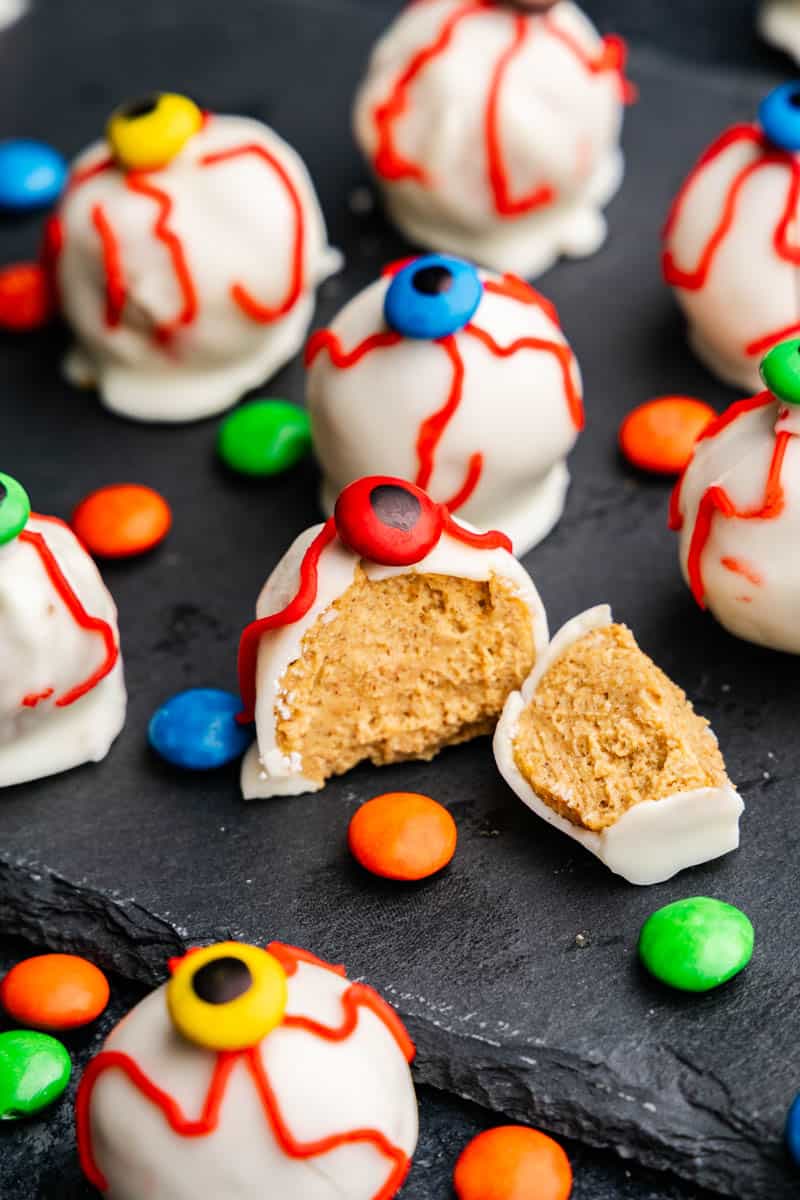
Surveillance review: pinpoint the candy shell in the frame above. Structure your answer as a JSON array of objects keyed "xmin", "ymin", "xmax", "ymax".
[
  {"xmin": 1, "ymin": 954, "xmax": 109, "ymax": 1031},
  {"xmin": 149, "ymin": 688, "xmax": 251, "ymax": 770},
  {"xmin": 0, "ymin": 139, "xmax": 67, "ymax": 211},
  {"xmin": 639, "ymin": 897, "xmax": 754, "ymax": 993},
  {"xmin": 0, "ymin": 1030, "xmax": 71, "ymax": 1119},
  {"xmin": 348, "ymin": 792, "xmax": 457, "ymax": 881},
  {"xmin": 72, "ymin": 484, "xmax": 172, "ymax": 559},
  {"xmin": 786, "ymin": 1092, "xmax": 800, "ymax": 1167},
  {"xmin": 619, "ymin": 396, "xmax": 716, "ymax": 475},
  {"xmin": 218, "ymin": 400, "xmax": 312, "ymax": 477},
  {"xmin": 453, "ymin": 1126, "xmax": 573, "ymax": 1200},
  {"xmin": 0, "ymin": 262, "xmax": 54, "ymax": 331}
]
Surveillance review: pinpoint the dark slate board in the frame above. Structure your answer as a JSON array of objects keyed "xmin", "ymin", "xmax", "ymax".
[{"xmin": 1, "ymin": 2, "xmax": 799, "ymax": 1198}]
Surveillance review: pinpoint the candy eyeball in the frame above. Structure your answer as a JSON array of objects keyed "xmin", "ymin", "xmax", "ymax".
[
  {"xmin": 383, "ymin": 254, "xmax": 483, "ymax": 340},
  {"xmin": 758, "ymin": 82, "xmax": 800, "ymax": 153},
  {"xmin": 760, "ymin": 337, "xmax": 800, "ymax": 405},
  {"xmin": 334, "ymin": 476, "xmax": 444, "ymax": 566},
  {"xmin": 166, "ymin": 941, "xmax": 288, "ymax": 1051},
  {"xmin": 0, "ymin": 473, "xmax": 30, "ymax": 546},
  {"xmin": 106, "ymin": 92, "xmax": 203, "ymax": 171}
]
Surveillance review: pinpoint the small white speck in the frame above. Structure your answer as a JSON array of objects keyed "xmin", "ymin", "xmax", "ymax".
[{"xmin": 349, "ymin": 186, "xmax": 375, "ymax": 215}]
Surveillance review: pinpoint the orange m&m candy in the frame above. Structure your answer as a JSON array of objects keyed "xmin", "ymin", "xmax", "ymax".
[
  {"xmin": 0, "ymin": 262, "xmax": 54, "ymax": 331},
  {"xmin": 348, "ymin": 792, "xmax": 457, "ymax": 881},
  {"xmin": 619, "ymin": 396, "xmax": 716, "ymax": 476},
  {"xmin": 1, "ymin": 953, "xmax": 110, "ymax": 1031},
  {"xmin": 72, "ymin": 484, "xmax": 172, "ymax": 559},
  {"xmin": 454, "ymin": 1126, "xmax": 573, "ymax": 1200}
]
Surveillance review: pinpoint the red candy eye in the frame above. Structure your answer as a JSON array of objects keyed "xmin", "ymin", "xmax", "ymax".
[{"xmin": 334, "ymin": 476, "xmax": 443, "ymax": 566}]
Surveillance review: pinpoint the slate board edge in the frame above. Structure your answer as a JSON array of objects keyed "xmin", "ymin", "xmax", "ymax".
[{"xmin": 0, "ymin": 855, "xmax": 788, "ymax": 1200}]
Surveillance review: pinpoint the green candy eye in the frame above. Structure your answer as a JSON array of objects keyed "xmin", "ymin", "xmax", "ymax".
[
  {"xmin": 0, "ymin": 474, "xmax": 31, "ymax": 546},
  {"xmin": 760, "ymin": 338, "xmax": 800, "ymax": 406}
]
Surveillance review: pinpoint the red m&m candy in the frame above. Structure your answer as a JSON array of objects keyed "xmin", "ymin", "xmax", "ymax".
[{"xmin": 334, "ymin": 476, "xmax": 443, "ymax": 566}]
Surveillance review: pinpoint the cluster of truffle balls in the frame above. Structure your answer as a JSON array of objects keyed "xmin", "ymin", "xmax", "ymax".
[{"xmin": 3, "ymin": 0, "xmax": 800, "ymax": 1194}]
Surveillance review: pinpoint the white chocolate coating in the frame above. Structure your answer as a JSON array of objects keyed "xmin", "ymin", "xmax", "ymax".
[
  {"xmin": 760, "ymin": 1, "xmax": 800, "ymax": 62},
  {"xmin": 0, "ymin": 516, "xmax": 125, "ymax": 787},
  {"xmin": 56, "ymin": 114, "xmax": 340, "ymax": 423},
  {"xmin": 663, "ymin": 123, "xmax": 800, "ymax": 392},
  {"xmin": 242, "ymin": 519, "xmax": 549, "ymax": 799},
  {"xmin": 353, "ymin": 0, "xmax": 627, "ymax": 277},
  {"xmin": 673, "ymin": 392, "xmax": 800, "ymax": 653},
  {"xmin": 85, "ymin": 955, "xmax": 418, "ymax": 1200},
  {"xmin": 494, "ymin": 607, "xmax": 744, "ymax": 886},
  {"xmin": 307, "ymin": 267, "xmax": 583, "ymax": 556}
]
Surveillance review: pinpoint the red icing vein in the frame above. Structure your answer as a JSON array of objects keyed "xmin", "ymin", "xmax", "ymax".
[
  {"xmin": 662, "ymin": 125, "xmax": 800, "ymax": 359},
  {"xmin": 199, "ymin": 143, "xmax": 307, "ymax": 322},
  {"xmin": 76, "ymin": 942, "xmax": 414, "ymax": 1199},
  {"xmin": 370, "ymin": 0, "xmax": 631, "ymax": 214},
  {"xmin": 90, "ymin": 205, "xmax": 126, "ymax": 328},
  {"xmin": 18, "ymin": 518, "xmax": 119, "ymax": 707},
  {"xmin": 305, "ymin": 272, "xmax": 582, "ymax": 510},
  {"xmin": 669, "ymin": 392, "xmax": 793, "ymax": 608},
  {"xmin": 124, "ymin": 173, "xmax": 198, "ymax": 342}
]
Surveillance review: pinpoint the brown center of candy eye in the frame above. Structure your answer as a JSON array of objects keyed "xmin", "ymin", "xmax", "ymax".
[
  {"xmin": 0, "ymin": 482, "xmax": 7, "ymax": 507},
  {"xmin": 119, "ymin": 94, "xmax": 161, "ymax": 121},
  {"xmin": 412, "ymin": 265, "xmax": 454, "ymax": 296},
  {"xmin": 191, "ymin": 956, "xmax": 253, "ymax": 1005},
  {"xmin": 369, "ymin": 484, "xmax": 422, "ymax": 532}
]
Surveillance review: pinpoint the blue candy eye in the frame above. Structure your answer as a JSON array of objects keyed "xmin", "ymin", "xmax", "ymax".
[
  {"xmin": 383, "ymin": 255, "xmax": 483, "ymax": 339},
  {"xmin": 759, "ymin": 83, "xmax": 800, "ymax": 153}
]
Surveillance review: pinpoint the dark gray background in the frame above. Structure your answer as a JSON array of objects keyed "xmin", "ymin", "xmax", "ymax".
[{"xmin": 1, "ymin": 1, "xmax": 798, "ymax": 1198}]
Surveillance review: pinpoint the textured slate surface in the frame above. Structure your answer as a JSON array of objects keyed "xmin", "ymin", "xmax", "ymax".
[{"xmin": 1, "ymin": 1, "xmax": 799, "ymax": 1198}]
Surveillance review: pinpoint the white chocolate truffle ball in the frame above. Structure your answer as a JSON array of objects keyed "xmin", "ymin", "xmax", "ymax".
[
  {"xmin": 353, "ymin": 0, "xmax": 631, "ymax": 277},
  {"xmin": 663, "ymin": 84, "xmax": 800, "ymax": 392},
  {"xmin": 306, "ymin": 255, "xmax": 583, "ymax": 556},
  {"xmin": 52, "ymin": 95, "xmax": 340, "ymax": 422},
  {"xmin": 0, "ymin": 475, "xmax": 125, "ymax": 787},
  {"xmin": 670, "ymin": 347, "xmax": 800, "ymax": 653},
  {"xmin": 77, "ymin": 941, "xmax": 418, "ymax": 1200}
]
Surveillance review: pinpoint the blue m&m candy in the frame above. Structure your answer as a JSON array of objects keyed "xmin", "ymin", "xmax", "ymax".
[
  {"xmin": 384, "ymin": 254, "xmax": 484, "ymax": 340},
  {"xmin": 148, "ymin": 688, "xmax": 251, "ymax": 770},
  {"xmin": 787, "ymin": 1093, "xmax": 800, "ymax": 1167},
  {"xmin": 0, "ymin": 140, "xmax": 67, "ymax": 212},
  {"xmin": 759, "ymin": 83, "xmax": 800, "ymax": 154}
]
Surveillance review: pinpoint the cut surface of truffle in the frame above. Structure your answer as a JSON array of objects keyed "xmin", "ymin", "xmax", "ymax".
[
  {"xmin": 276, "ymin": 568, "xmax": 536, "ymax": 787},
  {"xmin": 512, "ymin": 623, "xmax": 728, "ymax": 832}
]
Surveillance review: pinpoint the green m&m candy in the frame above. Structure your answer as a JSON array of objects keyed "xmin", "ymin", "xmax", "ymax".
[
  {"xmin": 760, "ymin": 338, "xmax": 800, "ymax": 407},
  {"xmin": 218, "ymin": 400, "xmax": 312, "ymax": 477},
  {"xmin": 0, "ymin": 473, "xmax": 30, "ymax": 547},
  {"xmin": 639, "ymin": 897, "xmax": 754, "ymax": 993},
  {"xmin": 0, "ymin": 1030, "xmax": 71, "ymax": 1119}
]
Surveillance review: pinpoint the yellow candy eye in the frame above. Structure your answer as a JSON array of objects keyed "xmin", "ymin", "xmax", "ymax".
[
  {"xmin": 166, "ymin": 942, "xmax": 288, "ymax": 1051},
  {"xmin": 106, "ymin": 93, "xmax": 203, "ymax": 172}
]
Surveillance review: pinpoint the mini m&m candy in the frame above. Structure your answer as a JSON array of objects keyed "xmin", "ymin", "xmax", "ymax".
[
  {"xmin": 619, "ymin": 396, "xmax": 716, "ymax": 475},
  {"xmin": 639, "ymin": 897, "xmax": 754, "ymax": 993},
  {"xmin": 0, "ymin": 1030, "xmax": 71, "ymax": 1119},
  {"xmin": 786, "ymin": 1092, "xmax": 800, "ymax": 1167},
  {"xmin": 0, "ymin": 262, "xmax": 53, "ymax": 331},
  {"xmin": 1, "ymin": 953, "xmax": 109, "ymax": 1031},
  {"xmin": 107, "ymin": 93, "xmax": 203, "ymax": 172},
  {"xmin": 149, "ymin": 688, "xmax": 251, "ymax": 770},
  {"xmin": 0, "ymin": 139, "xmax": 67, "ymax": 212},
  {"xmin": 348, "ymin": 792, "xmax": 457, "ymax": 881},
  {"xmin": 218, "ymin": 399, "xmax": 312, "ymax": 477},
  {"xmin": 334, "ymin": 476, "xmax": 444, "ymax": 567},
  {"xmin": 454, "ymin": 1126, "xmax": 573, "ymax": 1200},
  {"xmin": 72, "ymin": 484, "xmax": 172, "ymax": 559}
]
